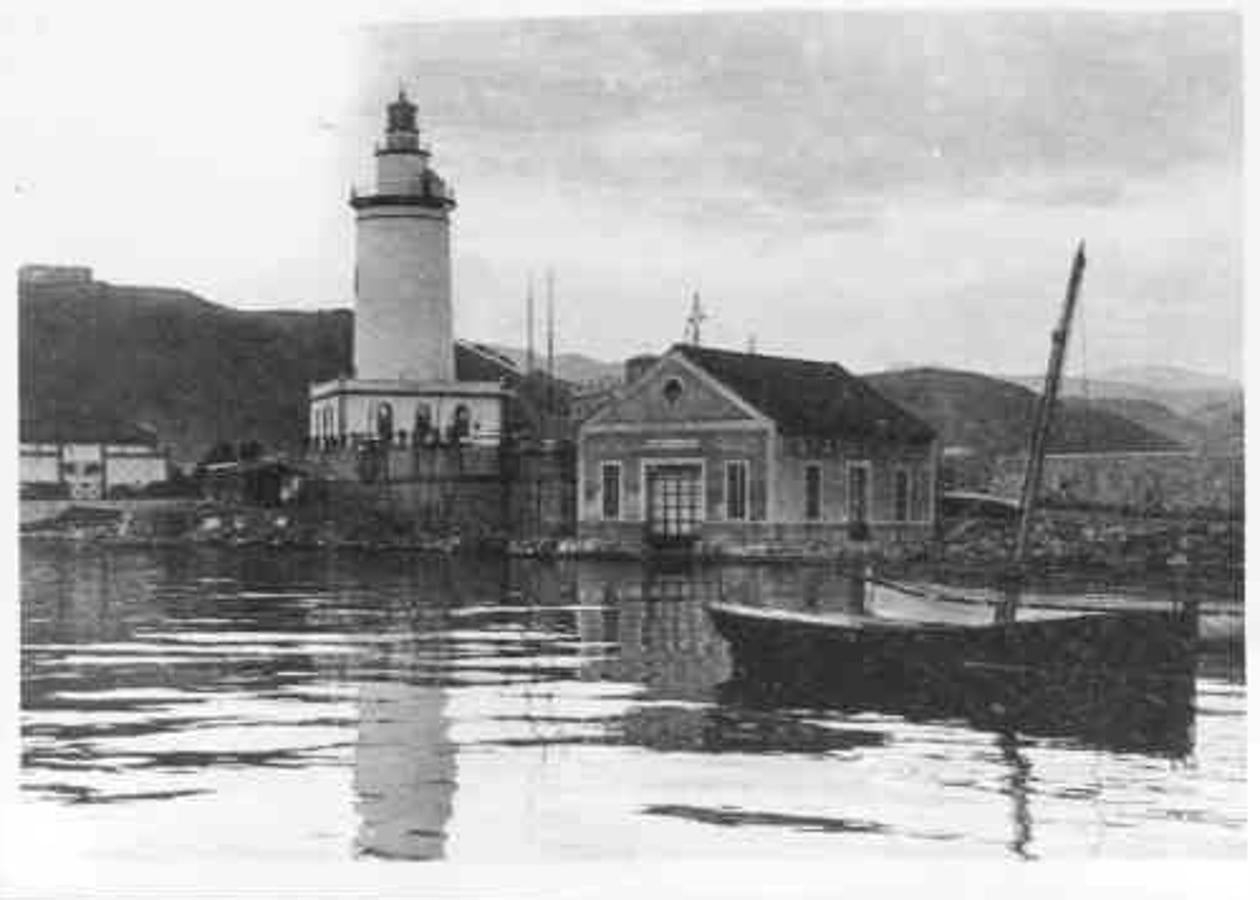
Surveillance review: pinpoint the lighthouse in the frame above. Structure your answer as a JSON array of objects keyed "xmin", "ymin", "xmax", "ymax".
[
  {"xmin": 308, "ymin": 90, "xmax": 505, "ymax": 458},
  {"xmin": 351, "ymin": 89, "xmax": 455, "ymax": 382}
]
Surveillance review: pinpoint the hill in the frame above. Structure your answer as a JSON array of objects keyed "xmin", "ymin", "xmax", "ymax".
[
  {"xmin": 20, "ymin": 280, "xmax": 352, "ymax": 464},
  {"xmin": 20, "ymin": 281, "xmax": 552, "ymax": 464},
  {"xmin": 1065, "ymin": 396, "xmax": 1209, "ymax": 451},
  {"xmin": 1004, "ymin": 368, "xmax": 1241, "ymax": 418},
  {"xmin": 1093, "ymin": 365, "xmax": 1240, "ymax": 396},
  {"xmin": 485, "ymin": 343, "xmax": 623, "ymax": 385},
  {"xmin": 19, "ymin": 278, "xmax": 1211, "ymax": 470},
  {"xmin": 1188, "ymin": 395, "xmax": 1245, "ymax": 454},
  {"xmin": 864, "ymin": 368, "xmax": 1183, "ymax": 459}
]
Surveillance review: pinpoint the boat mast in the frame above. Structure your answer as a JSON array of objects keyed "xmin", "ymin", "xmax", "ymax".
[{"xmin": 1013, "ymin": 241, "xmax": 1087, "ymax": 566}]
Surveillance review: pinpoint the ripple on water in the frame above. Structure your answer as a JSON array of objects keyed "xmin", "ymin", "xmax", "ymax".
[{"xmin": 16, "ymin": 544, "xmax": 1247, "ymax": 862}]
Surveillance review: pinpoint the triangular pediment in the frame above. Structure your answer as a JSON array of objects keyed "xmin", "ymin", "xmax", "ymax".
[{"xmin": 586, "ymin": 353, "xmax": 765, "ymax": 427}]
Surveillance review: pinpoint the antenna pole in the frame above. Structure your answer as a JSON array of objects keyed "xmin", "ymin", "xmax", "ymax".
[
  {"xmin": 1014, "ymin": 241, "xmax": 1087, "ymax": 566},
  {"xmin": 526, "ymin": 273, "xmax": 535, "ymax": 375},
  {"xmin": 685, "ymin": 291, "xmax": 706, "ymax": 345},
  {"xmin": 546, "ymin": 267, "xmax": 556, "ymax": 420}
]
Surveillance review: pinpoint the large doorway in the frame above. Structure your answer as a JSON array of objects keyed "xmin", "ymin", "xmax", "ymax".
[{"xmin": 645, "ymin": 463, "xmax": 703, "ymax": 548}]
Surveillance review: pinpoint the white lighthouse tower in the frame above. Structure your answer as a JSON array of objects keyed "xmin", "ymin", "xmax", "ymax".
[
  {"xmin": 308, "ymin": 90, "xmax": 505, "ymax": 457},
  {"xmin": 352, "ymin": 89, "xmax": 455, "ymax": 382}
]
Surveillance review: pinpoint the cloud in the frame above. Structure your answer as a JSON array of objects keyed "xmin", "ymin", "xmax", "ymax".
[{"xmin": 9, "ymin": 8, "xmax": 1241, "ymax": 380}]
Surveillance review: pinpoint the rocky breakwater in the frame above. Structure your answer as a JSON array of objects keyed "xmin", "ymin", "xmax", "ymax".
[
  {"xmin": 939, "ymin": 511, "xmax": 1242, "ymax": 579},
  {"xmin": 19, "ymin": 498, "xmax": 504, "ymax": 554}
]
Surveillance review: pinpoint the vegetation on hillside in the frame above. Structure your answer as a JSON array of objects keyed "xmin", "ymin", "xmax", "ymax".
[
  {"xmin": 21, "ymin": 280, "xmax": 350, "ymax": 464},
  {"xmin": 20, "ymin": 280, "xmax": 1233, "ymax": 472},
  {"xmin": 864, "ymin": 367, "xmax": 1182, "ymax": 459}
]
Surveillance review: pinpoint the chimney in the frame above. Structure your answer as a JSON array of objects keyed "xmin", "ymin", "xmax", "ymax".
[{"xmin": 624, "ymin": 354, "xmax": 658, "ymax": 385}]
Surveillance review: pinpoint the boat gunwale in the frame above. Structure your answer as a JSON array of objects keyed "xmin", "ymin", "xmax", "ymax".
[{"xmin": 703, "ymin": 599, "xmax": 1162, "ymax": 637}]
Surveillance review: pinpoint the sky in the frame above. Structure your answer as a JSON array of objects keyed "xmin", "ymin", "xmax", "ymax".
[{"xmin": 5, "ymin": 2, "xmax": 1244, "ymax": 379}]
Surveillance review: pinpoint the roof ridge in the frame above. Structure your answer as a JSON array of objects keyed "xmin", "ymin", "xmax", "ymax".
[{"xmin": 671, "ymin": 343, "xmax": 935, "ymax": 443}]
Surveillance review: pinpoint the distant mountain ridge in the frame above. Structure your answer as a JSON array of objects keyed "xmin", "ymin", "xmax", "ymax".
[
  {"xmin": 1002, "ymin": 367, "xmax": 1241, "ymax": 417},
  {"xmin": 19, "ymin": 277, "xmax": 1239, "ymax": 467},
  {"xmin": 484, "ymin": 343, "xmax": 623, "ymax": 385},
  {"xmin": 863, "ymin": 367, "xmax": 1182, "ymax": 459}
]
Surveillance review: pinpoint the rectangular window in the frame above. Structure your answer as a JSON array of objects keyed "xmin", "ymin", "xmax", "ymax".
[
  {"xmin": 600, "ymin": 462, "xmax": 621, "ymax": 520},
  {"xmin": 911, "ymin": 465, "xmax": 928, "ymax": 522},
  {"xmin": 805, "ymin": 463, "xmax": 823, "ymax": 521},
  {"xmin": 847, "ymin": 462, "xmax": 870, "ymax": 524},
  {"xmin": 725, "ymin": 461, "xmax": 748, "ymax": 521},
  {"xmin": 894, "ymin": 468, "xmax": 910, "ymax": 522}
]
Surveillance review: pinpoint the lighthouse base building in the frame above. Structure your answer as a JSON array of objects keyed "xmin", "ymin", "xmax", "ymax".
[{"xmin": 308, "ymin": 377, "xmax": 505, "ymax": 454}]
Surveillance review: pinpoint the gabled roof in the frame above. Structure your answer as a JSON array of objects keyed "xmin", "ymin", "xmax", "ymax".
[
  {"xmin": 673, "ymin": 344, "xmax": 935, "ymax": 443},
  {"xmin": 455, "ymin": 340, "xmax": 519, "ymax": 384}
]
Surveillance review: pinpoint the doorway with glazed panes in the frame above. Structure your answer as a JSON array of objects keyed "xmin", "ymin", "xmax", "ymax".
[{"xmin": 645, "ymin": 462, "xmax": 703, "ymax": 548}]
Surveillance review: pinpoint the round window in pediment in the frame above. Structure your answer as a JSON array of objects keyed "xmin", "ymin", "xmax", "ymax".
[{"xmin": 662, "ymin": 377, "xmax": 684, "ymax": 405}]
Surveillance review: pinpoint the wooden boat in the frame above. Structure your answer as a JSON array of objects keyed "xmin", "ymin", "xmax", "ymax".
[
  {"xmin": 713, "ymin": 615, "xmax": 1197, "ymax": 758},
  {"xmin": 707, "ymin": 581, "xmax": 1199, "ymax": 690},
  {"xmin": 707, "ymin": 246, "xmax": 1205, "ymax": 693}
]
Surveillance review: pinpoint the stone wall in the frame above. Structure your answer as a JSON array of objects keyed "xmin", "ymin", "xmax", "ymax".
[
  {"xmin": 19, "ymin": 497, "xmax": 193, "ymax": 526},
  {"xmin": 506, "ymin": 445, "xmax": 577, "ymax": 539},
  {"xmin": 577, "ymin": 519, "xmax": 934, "ymax": 557},
  {"xmin": 310, "ymin": 443, "xmax": 575, "ymax": 541},
  {"xmin": 992, "ymin": 452, "xmax": 1243, "ymax": 517},
  {"xmin": 324, "ymin": 478, "xmax": 505, "ymax": 541}
]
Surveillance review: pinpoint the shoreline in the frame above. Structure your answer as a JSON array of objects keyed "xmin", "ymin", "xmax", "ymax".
[
  {"xmin": 19, "ymin": 526, "xmax": 1243, "ymax": 594},
  {"xmin": 19, "ymin": 497, "xmax": 1243, "ymax": 591}
]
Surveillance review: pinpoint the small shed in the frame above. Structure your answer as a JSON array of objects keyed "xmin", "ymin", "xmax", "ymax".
[{"xmin": 200, "ymin": 458, "xmax": 318, "ymax": 507}]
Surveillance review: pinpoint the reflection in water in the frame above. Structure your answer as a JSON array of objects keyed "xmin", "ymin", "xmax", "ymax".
[
  {"xmin": 1000, "ymin": 733, "xmax": 1035, "ymax": 861},
  {"xmin": 718, "ymin": 660, "xmax": 1197, "ymax": 758},
  {"xmin": 642, "ymin": 804, "xmax": 888, "ymax": 834},
  {"xmin": 354, "ymin": 681, "xmax": 455, "ymax": 860},
  {"xmin": 18, "ymin": 545, "xmax": 1247, "ymax": 862}
]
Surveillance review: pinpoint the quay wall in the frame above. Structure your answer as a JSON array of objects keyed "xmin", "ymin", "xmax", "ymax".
[
  {"xmin": 576, "ymin": 519, "xmax": 934, "ymax": 558},
  {"xmin": 308, "ymin": 442, "xmax": 576, "ymax": 541},
  {"xmin": 20, "ymin": 497, "xmax": 194, "ymax": 526}
]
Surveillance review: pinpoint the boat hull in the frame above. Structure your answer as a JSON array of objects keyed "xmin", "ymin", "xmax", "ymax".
[
  {"xmin": 707, "ymin": 601, "xmax": 1198, "ymax": 689},
  {"xmin": 706, "ymin": 600, "xmax": 1198, "ymax": 755}
]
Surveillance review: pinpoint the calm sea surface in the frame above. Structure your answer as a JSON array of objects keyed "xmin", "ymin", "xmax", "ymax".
[{"xmin": 16, "ymin": 542, "xmax": 1245, "ymax": 862}]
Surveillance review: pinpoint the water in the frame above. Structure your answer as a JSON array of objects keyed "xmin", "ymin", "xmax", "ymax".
[{"xmin": 16, "ymin": 543, "xmax": 1246, "ymax": 862}]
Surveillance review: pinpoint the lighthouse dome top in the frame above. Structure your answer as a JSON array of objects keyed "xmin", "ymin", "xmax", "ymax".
[
  {"xmin": 380, "ymin": 88, "xmax": 427, "ymax": 155},
  {"xmin": 387, "ymin": 88, "xmax": 418, "ymax": 134},
  {"xmin": 353, "ymin": 88, "xmax": 455, "ymax": 212}
]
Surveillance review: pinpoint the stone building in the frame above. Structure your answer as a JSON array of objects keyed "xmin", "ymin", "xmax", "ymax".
[
  {"xmin": 576, "ymin": 344, "xmax": 939, "ymax": 554},
  {"xmin": 18, "ymin": 264, "xmax": 93, "ymax": 285},
  {"xmin": 20, "ymin": 416, "xmax": 170, "ymax": 500},
  {"xmin": 307, "ymin": 90, "xmax": 505, "ymax": 453}
]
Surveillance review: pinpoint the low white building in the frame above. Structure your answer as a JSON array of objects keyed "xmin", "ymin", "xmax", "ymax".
[{"xmin": 20, "ymin": 417, "xmax": 170, "ymax": 500}]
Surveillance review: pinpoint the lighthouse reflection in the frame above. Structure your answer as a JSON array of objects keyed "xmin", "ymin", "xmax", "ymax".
[{"xmin": 353, "ymin": 678, "xmax": 456, "ymax": 860}]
